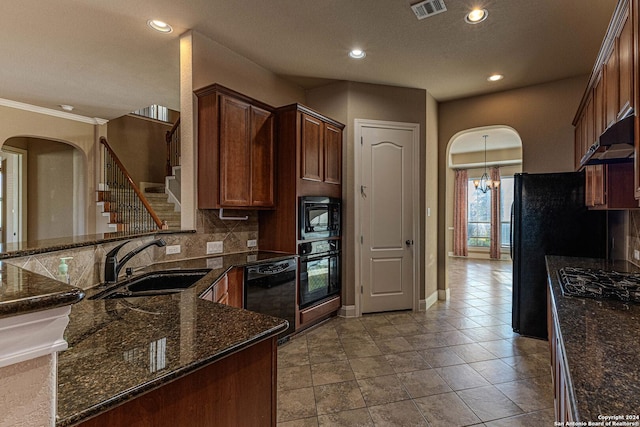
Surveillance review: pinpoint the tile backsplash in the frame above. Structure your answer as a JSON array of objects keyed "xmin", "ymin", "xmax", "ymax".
[{"xmin": 4, "ymin": 209, "xmax": 259, "ymax": 290}]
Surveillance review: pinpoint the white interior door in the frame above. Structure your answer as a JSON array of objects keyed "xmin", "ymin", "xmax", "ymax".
[{"xmin": 359, "ymin": 121, "xmax": 418, "ymax": 313}]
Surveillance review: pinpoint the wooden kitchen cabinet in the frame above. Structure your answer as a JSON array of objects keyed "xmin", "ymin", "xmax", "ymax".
[
  {"xmin": 201, "ymin": 267, "xmax": 244, "ymax": 308},
  {"xmin": 77, "ymin": 337, "xmax": 278, "ymax": 427},
  {"xmin": 226, "ymin": 267, "xmax": 244, "ymax": 308},
  {"xmin": 585, "ymin": 165, "xmax": 604, "ymax": 207},
  {"xmin": 259, "ymin": 104, "xmax": 344, "ymax": 332},
  {"xmin": 196, "ymin": 84, "xmax": 275, "ymax": 209},
  {"xmin": 259, "ymin": 104, "xmax": 344, "ymax": 254},
  {"xmin": 617, "ymin": 3, "xmax": 633, "ymax": 120},
  {"xmin": 298, "ymin": 109, "xmax": 343, "ymax": 186},
  {"xmin": 323, "ymin": 123, "xmax": 343, "ymax": 184},
  {"xmin": 548, "ymin": 289, "xmax": 575, "ymax": 423},
  {"xmin": 585, "ymin": 163, "xmax": 637, "ymax": 209},
  {"xmin": 574, "ymin": 0, "xmax": 639, "ymax": 207},
  {"xmin": 604, "ymin": 46, "xmax": 619, "ymax": 129}
]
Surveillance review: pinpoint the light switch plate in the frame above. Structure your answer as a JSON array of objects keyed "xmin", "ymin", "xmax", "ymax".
[
  {"xmin": 634, "ymin": 250, "xmax": 639, "ymax": 260},
  {"xmin": 247, "ymin": 239, "xmax": 257, "ymax": 248},
  {"xmin": 207, "ymin": 241, "xmax": 223, "ymax": 254},
  {"xmin": 165, "ymin": 245, "xmax": 181, "ymax": 255}
]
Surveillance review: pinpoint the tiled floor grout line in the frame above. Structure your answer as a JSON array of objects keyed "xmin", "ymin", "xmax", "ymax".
[{"xmin": 276, "ymin": 258, "xmax": 554, "ymax": 426}]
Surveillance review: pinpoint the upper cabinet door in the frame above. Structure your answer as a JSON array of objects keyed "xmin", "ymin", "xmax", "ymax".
[
  {"xmin": 593, "ymin": 71, "xmax": 605, "ymax": 140},
  {"xmin": 219, "ymin": 95, "xmax": 252, "ymax": 207},
  {"xmin": 617, "ymin": 6, "xmax": 633, "ymax": 119},
  {"xmin": 604, "ymin": 46, "xmax": 619, "ymax": 130},
  {"xmin": 323, "ymin": 123, "xmax": 342, "ymax": 185},
  {"xmin": 250, "ymin": 106, "xmax": 275, "ymax": 207},
  {"xmin": 196, "ymin": 84, "xmax": 275, "ymax": 209},
  {"xmin": 300, "ymin": 113, "xmax": 323, "ymax": 182}
]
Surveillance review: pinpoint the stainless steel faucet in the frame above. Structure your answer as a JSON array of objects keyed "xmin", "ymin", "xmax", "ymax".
[{"xmin": 104, "ymin": 239, "xmax": 166, "ymax": 283}]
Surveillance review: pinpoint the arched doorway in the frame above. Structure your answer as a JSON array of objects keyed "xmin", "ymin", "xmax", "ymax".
[
  {"xmin": 1, "ymin": 136, "xmax": 87, "ymax": 242},
  {"xmin": 443, "ymin": 126, "xmax": 523, "ymax": 298}
]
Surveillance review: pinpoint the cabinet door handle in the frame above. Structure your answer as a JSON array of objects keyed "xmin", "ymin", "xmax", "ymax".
[
  {"xmin": 361, "ymin": 185, "xmax": 367, "ymax": 198},
  {"xmin": 405, "ymin": 240, "xmax": 414, "ymax": 246}
]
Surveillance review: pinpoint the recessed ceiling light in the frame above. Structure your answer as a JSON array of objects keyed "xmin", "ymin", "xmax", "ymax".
[
  {"xmin": 349, "ymin": 49, "xmax": 366, "ymax": 59},
  {"xmin": 59, "ymin": 104, "xmax": 74, "ymax": 112},
  {"xmin": 487, "ymin": 74, "xmax": 504, "ymax": 82},
  {"xmin": 147, "ymin": 19, "xmax": 173, "ymax": 33},
  {"xmin": 465, "ymin": 9, "xmax": 488, "ymax": 24}
]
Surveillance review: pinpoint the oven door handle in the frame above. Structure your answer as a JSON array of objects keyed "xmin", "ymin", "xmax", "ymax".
[{"xmin": 300, "ymin": 252, "xmax": 338, "ymax": 263}]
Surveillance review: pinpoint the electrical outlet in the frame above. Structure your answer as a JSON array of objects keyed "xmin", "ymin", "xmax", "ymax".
[
  {"xmin": 165, "ymin": 245, "xmax": 181, "ymax": 255},
  {"xmin": 247, "ymin": 239, "xmax": 257, "ymax": 248},
  {"xmin": 247, "ymin": 254, "xmax": 258, "ymax": 262},
  {"xmin": 634, "ymin": 250, "xmax": 639, "ymax": 260},
  {"xmin": 206, "ymin": 241, "xmax": 223, "ymax": 254}
]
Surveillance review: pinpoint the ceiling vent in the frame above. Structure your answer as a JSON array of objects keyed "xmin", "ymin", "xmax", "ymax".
[{"xmin": 411, "ymin": 0, "xmax": 447, "ymax": 20}]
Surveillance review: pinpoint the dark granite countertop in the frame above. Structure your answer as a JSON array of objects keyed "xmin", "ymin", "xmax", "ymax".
[
  {"xmin": 546, "ymin": 256, "xmax": 640, "ymax": 422},
  {"xmin": 0, "ymin": 262, "xmax": 84, "ymax": 319},
  {"xmin": 0, "ymin": 230, "xmax": 195, "ymax": 260},
  {"xmin": 56, "ymin": 251, "xmax": 294, "ymax": 427}
]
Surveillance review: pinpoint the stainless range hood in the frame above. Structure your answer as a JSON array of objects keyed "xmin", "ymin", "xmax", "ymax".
[{"xmin": 580, "ymin": 114, "xmax": 635, "ymax": 167}]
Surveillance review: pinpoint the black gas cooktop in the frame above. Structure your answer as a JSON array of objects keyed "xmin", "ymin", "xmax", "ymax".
[{"xmin": 558, "ymin": 267, "xmax": 640, "ymax": 303}]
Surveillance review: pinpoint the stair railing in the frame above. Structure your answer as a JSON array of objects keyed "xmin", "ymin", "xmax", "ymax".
[
  {"xmin": 99, "ymin": 137, "xmax": 163, "ymax": 232},
  {"xmin": 166, "ymin": 117, "xmax": 180, "ymax": 176}
]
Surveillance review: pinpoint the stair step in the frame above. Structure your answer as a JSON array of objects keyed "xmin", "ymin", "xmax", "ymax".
[
  {"xmin": 145, "ymin": 186, "xmax": 166, "ymax": 194},
  {"xmin": 98, "ymin": 179, "xmax": 181, "ymax": 232}
]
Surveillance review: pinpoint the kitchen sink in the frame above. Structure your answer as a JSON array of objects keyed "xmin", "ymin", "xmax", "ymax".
[{"xmin": 90, "ymin": 269, "xmax": 212, "ymax": 300}]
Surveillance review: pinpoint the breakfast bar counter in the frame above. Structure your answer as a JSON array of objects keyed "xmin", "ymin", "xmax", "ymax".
[{"xmin": 56, "ymin": 251, "xmax": 292, "ymax": 426}]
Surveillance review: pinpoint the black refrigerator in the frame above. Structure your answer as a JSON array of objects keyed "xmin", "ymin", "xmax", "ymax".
[{"xmin": 512, "ymin": 172, "xmax": 607, "ymax": 339}]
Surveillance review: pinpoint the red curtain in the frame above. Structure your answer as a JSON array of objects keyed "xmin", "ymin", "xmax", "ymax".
[
  {"xmin": 453, "ymin": 169, "xmax": 468, "ymax": 257},
  {"xmin": 490, "ymin": 167, "xmax": 501, "ymax": 259}
]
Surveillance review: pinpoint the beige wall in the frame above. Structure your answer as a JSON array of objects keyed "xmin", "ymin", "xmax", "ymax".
[
  {"xmin": 437, "ymin": 76, "xmax": 587, "ymax": 290},
  {"xmin": 0, "ymin": 107, "xmax": 98, "ymax": 239},
  {"xmin": 192, "ymin": 31, "xmax": 305, "ymax": 106},
  {"xmin": 107, "ymin": 115, "xmax": 172, "ymax": 185},
  {"xmin": 307, "ymin": 81, "xmax": 438, "ymax": 307},
  {"xmin": 5, "ymin": 138, "xmax": 79, "ymax": 240},
  {"xmin": 179, "ymin": 30, "xmax": 307, "ymax": 230}
]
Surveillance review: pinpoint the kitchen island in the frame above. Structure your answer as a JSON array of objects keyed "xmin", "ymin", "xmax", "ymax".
[
  {"xmin": 55, "ymin": 251, "xmax": 292, "ymax": 426},
  {"xmin": 0, "ymin": 262, "xmax": 84, "ymax": 426},
  {"xmin": 546, "ymin": 256, "xmax": 640, "ymax": 423}
]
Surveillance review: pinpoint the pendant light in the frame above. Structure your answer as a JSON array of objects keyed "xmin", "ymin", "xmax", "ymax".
[{"xmin": 473, "ymin": 135, "xmax": 500, "ymax": 193}]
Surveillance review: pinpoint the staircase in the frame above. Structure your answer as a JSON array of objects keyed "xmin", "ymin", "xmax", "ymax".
[
  {"xmin": 96, "ymin": 186, "xmax": 180, "ymax": 232},
  {"xmin": 95, "ymin": 117, "xmax": 182, "ymax": 234},
  {"xmin": 144, "ymin": 185, "xmax": 181, "ymax": 229}
]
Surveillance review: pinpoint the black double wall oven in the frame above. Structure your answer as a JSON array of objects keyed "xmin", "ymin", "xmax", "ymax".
[{"xmin": 298, "ymin": 196, "xmax": 341, "ymax": 309}]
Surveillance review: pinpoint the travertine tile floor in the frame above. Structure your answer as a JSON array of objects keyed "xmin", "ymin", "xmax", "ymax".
[{"xmin": 276, "ymin": 258, "xmax": 555, "ymax": 426}]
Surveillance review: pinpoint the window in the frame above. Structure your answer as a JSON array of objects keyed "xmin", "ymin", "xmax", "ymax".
[
  {"xmin": 467, "ymin": 175, "xmax": 514, "ymax": 249},
  {"xmin": 467, "ymin": 179, "xmax": 491, "ymax": 247}
]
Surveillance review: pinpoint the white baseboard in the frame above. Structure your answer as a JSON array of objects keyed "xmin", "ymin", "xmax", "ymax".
[
  {"xmin": 338, "ymin": 305, "xmax": 357, "ymax": 318},
  {"xmin": 438, "ymin": 288, "xmax": 451, "ymax": 301},
  {"xmin": 423, "ymin": 291, "xmax": 438, "ymax": 311}
]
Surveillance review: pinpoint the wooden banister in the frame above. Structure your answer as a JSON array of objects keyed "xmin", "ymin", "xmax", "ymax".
[
  {"xmin": 166, "ymin": 117, "xmax": 181, "ymax": 176},
  {"xmin": 99, "ymin": 136, "xmax": 163, "ymax": 229}
]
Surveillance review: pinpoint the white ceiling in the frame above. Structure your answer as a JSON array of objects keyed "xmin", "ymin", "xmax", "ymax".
[{"xmin": 1, "ymin": 0, "xmax": 617, "ymax": 120}]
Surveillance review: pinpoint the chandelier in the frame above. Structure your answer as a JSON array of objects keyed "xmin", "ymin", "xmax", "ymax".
[{"xmin": 473, "ymin": 135, "xmax": 500, "ymax": 193}]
